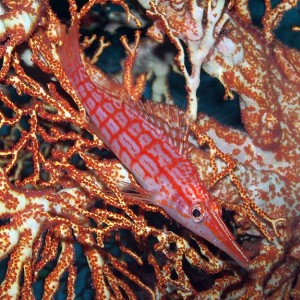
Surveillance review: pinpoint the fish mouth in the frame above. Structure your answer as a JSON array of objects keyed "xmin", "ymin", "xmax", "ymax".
[{"xmin": 202, "ymin": 209, "xmax": 250, "ymax": 269}]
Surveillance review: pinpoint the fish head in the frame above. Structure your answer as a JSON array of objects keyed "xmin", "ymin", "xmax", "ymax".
[{"xmin": 166, "ymin": 193, "xmax": 250, "ymax": 269}]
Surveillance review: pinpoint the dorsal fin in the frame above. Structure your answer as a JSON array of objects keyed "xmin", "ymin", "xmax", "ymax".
[
  {"xmin": 85, "ymin": 61, "xmax": 131, "ymax": 103},
  {"xmin": 57, "ymin": 18, "xmax": 192, "ymax": 157},
  {"xmin": 133, "ymin": 100, "xmax": 192, "ymax": 156},
  {"xmin": 84, "ymin": 49, "xmax": 191, "ymax": 156}
]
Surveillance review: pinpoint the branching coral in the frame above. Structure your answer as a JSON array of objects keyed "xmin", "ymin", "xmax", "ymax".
[{"xmin": 0, "ymin": 0, "xmax": 299, "ymax": 299}]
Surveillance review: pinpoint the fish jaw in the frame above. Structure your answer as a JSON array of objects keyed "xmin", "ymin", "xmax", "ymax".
[
  {"xmin": 165, "ymin": 198, "xmax": 250, "ymax": 269},
  {"xmin": 193, "ymin": 208, "xmax": 250, "ymax": 269}
]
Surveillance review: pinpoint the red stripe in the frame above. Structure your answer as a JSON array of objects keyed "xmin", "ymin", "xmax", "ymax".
[{"xmin": 69, "ymin": 64, "xmax": 197, "ymax": 208}]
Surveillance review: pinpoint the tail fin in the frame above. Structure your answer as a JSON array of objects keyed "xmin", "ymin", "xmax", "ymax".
[
  {"xmin": 56, "ymin": 20, "xmax": 85, "ymax": 87},
  {"xmin": 56, "ymin": 19, "xmax": 129, "ymax": 103}
]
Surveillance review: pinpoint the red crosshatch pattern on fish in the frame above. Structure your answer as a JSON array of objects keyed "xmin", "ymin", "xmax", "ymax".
[{"xmin": 57, "ymin": 20, "xmax": 250, "ymax": 269}]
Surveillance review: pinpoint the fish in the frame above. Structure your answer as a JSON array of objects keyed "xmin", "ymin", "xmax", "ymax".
[{"xmin": 56, "ymin": 21, "xmax": 250, "ymax": 269}]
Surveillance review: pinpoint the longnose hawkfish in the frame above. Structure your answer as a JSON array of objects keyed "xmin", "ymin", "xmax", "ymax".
[{"xmin": 56, "ymin": 20, "xmax": 250, "ymax": 269}]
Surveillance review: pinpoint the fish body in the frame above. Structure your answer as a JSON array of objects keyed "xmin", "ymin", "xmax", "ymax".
[{"xmin": 57, "ymin": 22, "xmax": 249, "ymax": 269}]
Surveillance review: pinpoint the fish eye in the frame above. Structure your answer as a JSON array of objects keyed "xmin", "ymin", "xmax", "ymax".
[{"xmin": 191, "ymin": 204, "xmax": 205, "ymax": 223}]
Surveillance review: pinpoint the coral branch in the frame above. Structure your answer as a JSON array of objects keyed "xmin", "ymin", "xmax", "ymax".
[{"xmin": 0, "ymin": 0, "xmax": 299, "ymax": 299}]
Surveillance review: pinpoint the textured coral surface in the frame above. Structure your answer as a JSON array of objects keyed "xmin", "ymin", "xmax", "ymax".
[{"xmin": 0, "ymin": 0, "xmax": 299, "ymax": 299}]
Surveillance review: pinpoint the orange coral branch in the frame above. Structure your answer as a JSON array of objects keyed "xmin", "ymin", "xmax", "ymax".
[{"xmin": 0, "ymin": 0, "xmax": 299, "ymax": 299}]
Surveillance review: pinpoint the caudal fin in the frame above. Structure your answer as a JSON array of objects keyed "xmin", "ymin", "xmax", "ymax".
[
  {"xmin": 56, "ymin": 19, "xmax": 129, "ymax": 103},
  {"xmin": 56, "ymin": 20, "xmax": 85, "ymax": 87}
]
